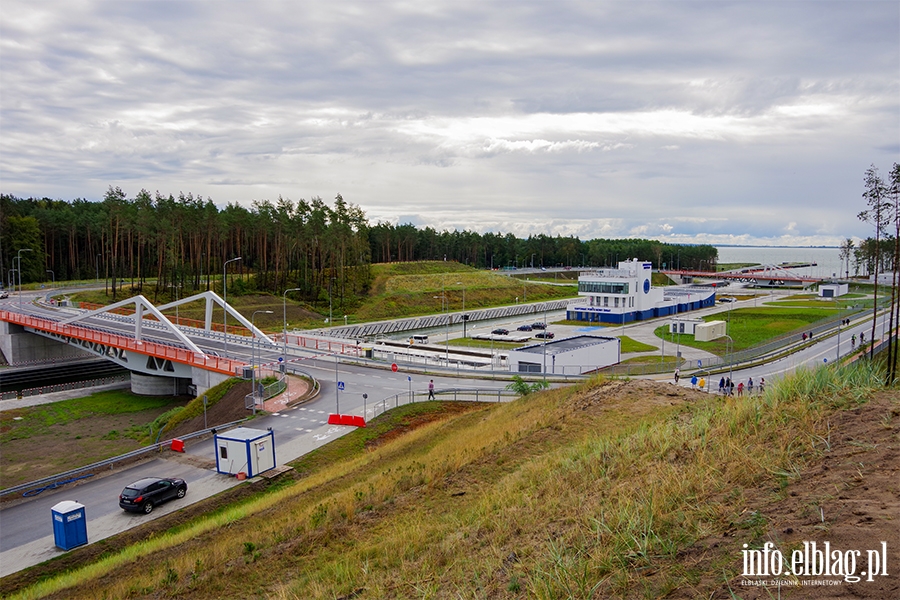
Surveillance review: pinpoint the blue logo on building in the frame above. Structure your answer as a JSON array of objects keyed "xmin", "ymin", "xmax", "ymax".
[{"xmin": 643, "ymin": 279, "xmax": 650, "ymax": 294}]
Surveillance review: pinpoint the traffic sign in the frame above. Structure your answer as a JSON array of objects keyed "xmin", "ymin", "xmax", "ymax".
[
  {"xmin": 278, "ymin": 356, "xmax": 284, "ymax": 363},
  {"xmin": 391, "ymin": 363, "xmax": 398, "ymax": 372},
  {"xmin": 337, "ymin": 381, "xmax": 345, "ymax": 391},
  {"xmin": 407, "ymin": 376, "xmax": 411, "ymax": 382},
  {"xmin": 697, "ymin": 359, "xmax": 702, "ymax": 368}
]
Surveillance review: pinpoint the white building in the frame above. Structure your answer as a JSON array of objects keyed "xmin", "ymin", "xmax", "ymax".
[
  {"xmin": 819, "ymin": 283, "xmax": 849, "ymax": 298},
  {"xmin": 566, "ymin": 259, "xmax": 716, "ymax": 324},
  {"xmin": 507, "ymin": 335, "xmax": 620, "ymax": 375}
]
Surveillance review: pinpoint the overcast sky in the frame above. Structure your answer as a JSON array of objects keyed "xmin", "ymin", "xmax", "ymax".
[{"xmin": 1, "ymin": 1, "xmax": 897, "ymax": 246}]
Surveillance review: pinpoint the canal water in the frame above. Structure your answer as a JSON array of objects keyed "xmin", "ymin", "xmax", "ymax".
[{"xmin": 715, "ymin": 246, "xmax": 846, "ymax": 279}]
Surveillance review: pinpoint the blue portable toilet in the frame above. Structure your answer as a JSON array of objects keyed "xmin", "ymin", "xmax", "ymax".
[
  {"xmin": 51, "ymin": 500, "xmax": 88, "ymax": 550},
  {"xmin": 214, "ymin": 427, "xmax": 276, "ymax": 478}
]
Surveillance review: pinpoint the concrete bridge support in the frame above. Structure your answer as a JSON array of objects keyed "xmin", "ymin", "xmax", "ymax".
[{"xmin": 0, "ymin": 322, "xmax": 92, "ymax": 365}]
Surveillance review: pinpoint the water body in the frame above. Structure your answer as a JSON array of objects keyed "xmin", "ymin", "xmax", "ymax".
[{"xmin": 715, "ymin": 246, "xmax": 846, "ymax": 279}]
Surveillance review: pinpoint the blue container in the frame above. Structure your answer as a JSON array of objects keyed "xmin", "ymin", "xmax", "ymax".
[{"xmin": 51, "ymin": 500, "xmax": 87, "ymax": 550}]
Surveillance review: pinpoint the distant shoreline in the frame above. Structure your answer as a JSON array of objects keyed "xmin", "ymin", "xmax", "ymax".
[{"xmin": 714, "ymin": 244, "xmax": 839, "ymax": 249}]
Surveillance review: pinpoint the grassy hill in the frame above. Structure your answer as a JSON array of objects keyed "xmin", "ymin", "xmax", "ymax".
[
  {"xmin": 6, "ymin": 362, "xmax": 897, "ymax": 599},
  {"xmin": 63, "ymin": 261, "xmax": 577, "ymax": 331}
]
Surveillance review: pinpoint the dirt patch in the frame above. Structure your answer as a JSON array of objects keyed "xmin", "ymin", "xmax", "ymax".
[
  {"xmin": 679, "ymin": 392, "xmax": 900, "ymax": 599},
  {"xmin": 163, "ymin": 381, "xmax": 253, "ymax": 440},
  {"xmin": 0, "ymin": 405, "xmax": 187, "ymax": 491},
  {"xmin": 572, "ymin": 378, "xmax": 708, "ymax": 415},
  {"xmin": 364, "ymin": 402, "xmax": 485, "ymax": 451}
]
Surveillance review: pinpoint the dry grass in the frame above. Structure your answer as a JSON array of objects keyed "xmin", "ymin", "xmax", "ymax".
[{"xmin": 10, "ymin": 363, "xmax": 886, "ymax": 600}]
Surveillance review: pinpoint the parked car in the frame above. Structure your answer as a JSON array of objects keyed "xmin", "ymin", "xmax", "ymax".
[
  {"xmin": 535, "ymin": 331, "xmax": 555, "ymax": 339},
  {"xmin": 491, "ymin": 328, "xmax": 509, "ymax": 335},
  {"xmin": 717, "ymin": 297, "xmax": 736, "ymax": 303},
  {"xmin": 0, "ymin": 290, "xmax": 8, "ymax": 299},
  {"xmin": 516, "ymin": 324, "xmax": 533, "ymax": 332},
  {"xmin": 119, "ymin": 477, "xmax": 187, "ymax": 514},
  {"xmin": 531, "ymin": 322, "xmax": 547, "ymax": 329}
]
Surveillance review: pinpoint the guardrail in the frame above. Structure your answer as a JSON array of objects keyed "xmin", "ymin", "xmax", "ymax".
[
  {"xmin": 0, "ymin": 418, "xmax": 248, "ymax": 499},
  {"xmin": 0, "ymin": 374, "xmax": 131, "ymax": 400},
  {"xmin": 372, "ymin": 387, "xmax": 518, "ymax": 418}
]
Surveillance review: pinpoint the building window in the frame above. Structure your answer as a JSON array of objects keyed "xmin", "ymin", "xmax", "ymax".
[
  {"xmin": 603, "ymin": 297, "xmax": 609, "ymax": 307},
  {"xmin": 614, "ymin": 297, "xmax": 619, "ymax": 308},
  {"xmin": 579, "ymin": 281, "xmax": 629, "ymax": 294}
]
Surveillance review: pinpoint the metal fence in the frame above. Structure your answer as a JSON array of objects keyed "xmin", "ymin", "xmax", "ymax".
[
  {"xmin": 600, "ymin": 308, "xmax": 869, "ymax": 377},
  {"xmin": 372, "ymin": 387, "xmax": 519, "ymax": 418},
  {"xmin": 0, "ymin": 418, "xmax": 248, "ymax": 499},
  {"xmin": 0, "ymin": 374, "xmax": 131, "ymax": 400}
]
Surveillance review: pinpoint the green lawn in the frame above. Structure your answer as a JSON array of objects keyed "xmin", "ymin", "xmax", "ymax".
[
  {"xmin": 654, "ymin": 306, "xmax": 848, "ymax": 355},
  {"xmin": 0, "ymin": 390, "xmax": 181, "ymax": 444}
]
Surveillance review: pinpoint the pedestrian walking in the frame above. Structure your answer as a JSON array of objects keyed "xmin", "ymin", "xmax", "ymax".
[
  {"xmin": 737, "ymin": 381, "xmax": 744, "ymax": 396},
  {"xmin": 674, "ymin": 368, "xmax": 680, "ymax": 383},
  {"xmin": 747, "ymin": 377, "xmax": 754, "ymax": 394},
  {"xmin": 690, "ymin": 375, "xmax": 698, "ymax": 389},
  {"xmin": 699, "ymin": 377, "xmax": 706, "ymax": 390},
  {"xmin": 719, "ymin": 377, "xmax": 725, "ymax": 394},
  {"xmin": 759, "ymin": 377, "xmax": 765, "ymax": 393},
  {"xmin": 428, "ymin": 379, "xmax": 435, "ymax": 400}
]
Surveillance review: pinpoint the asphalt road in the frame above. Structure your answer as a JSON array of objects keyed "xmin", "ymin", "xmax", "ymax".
[{"xmin": 0, "ymin": 286, "xmax": 888, "ymax": 578}]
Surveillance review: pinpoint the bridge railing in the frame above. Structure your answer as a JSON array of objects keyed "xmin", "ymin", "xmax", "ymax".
[{"xmin": 0, "ymin": 310, "xmax": 246, "ymax": 376}]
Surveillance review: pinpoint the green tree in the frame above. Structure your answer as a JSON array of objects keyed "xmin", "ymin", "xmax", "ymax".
[{"xmin": 858, "ymin": 164, "xmax": 891, "ymax": 359}]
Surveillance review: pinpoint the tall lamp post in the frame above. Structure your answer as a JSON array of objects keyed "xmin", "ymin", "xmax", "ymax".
[
  {"xmin": 17, "ymin": 248, "xmax": 32, "ymax": 308},
  {"xmin": 223, "ymin": 256, "xmax": 242, "ymax": 356},
  {"xmin": 282, "ymin": 287, "xmax": 302, "ymax": 357},
  {"xmin": 95, "ymin": 254, "xmax": 101, "ymax": 282},
  {"xmin": 46, "ymin": 270, "xmax": 55, "ymax": 287},
  {"xmin": 251, "ymin": 310, "xmax": 273, "ymax": 413}
]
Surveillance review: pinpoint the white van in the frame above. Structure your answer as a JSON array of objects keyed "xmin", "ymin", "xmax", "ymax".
[{"xmin": 409, "ymin": 334, "xmax": 429, "ymax": 344}]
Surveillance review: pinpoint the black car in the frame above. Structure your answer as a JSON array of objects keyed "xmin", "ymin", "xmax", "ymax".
[
  {"xmin": 531, "ymin": 322, "xmax": 547, "ymax": 329},
  {"xmin": 535, "ymin": 331, "xmax": 555, "ymax": 339},
  {"xmin": 516, "ymin": 324, "xmax": 533, "ymax": 332},
  {"xmin": 119, "ymin": 477, "xmax": 187, "ymax": 514},
  {"xmin": 491, "ymin": 328, "xmax": 509, "ymax": 335}
]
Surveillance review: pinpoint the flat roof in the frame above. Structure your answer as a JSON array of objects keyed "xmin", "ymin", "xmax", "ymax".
[{"xmin": 514, "ymin": 334, "xmax": 616, "ymax": 356}]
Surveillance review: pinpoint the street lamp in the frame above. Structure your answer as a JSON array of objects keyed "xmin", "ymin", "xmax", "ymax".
[
  {"xmin": 95, "ymin": 254, "xmax": 101, "ymax": 282},
  {"xmin": 251, "ymin": 310, "xmax": 274, "ymax": 413},
  {"xmin": 283, "ymin": 287, "xmax": 302, "ymax": 357},
  {"xmin": 223, "ymin": 257, "xmax": 242, "ymax": 356},
  {"xmin": 17, "ymin": 248, "xmax": 32, "ymax": 308},
  {"xmin": 531, "ymin": 253, "xmax": 535, "ymax": 269},
  {"xmin": 46, "ymin": 270, "xmax": 55, "ymax": 287}
]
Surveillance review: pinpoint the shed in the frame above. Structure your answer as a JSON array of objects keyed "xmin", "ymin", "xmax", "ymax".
[
  {"xmin": 819, "ymin": 283, "xmax": 849, "ymax": 298},
  {"xmin": 670, "ymin": 317, "xmax": 705, "ymax": 335},
  {"xmin": 695, "ymin": 320, "xmax": 727, "ymax": 342},
  {"xmin": 507, "ymin": 335, "xmax": 620, "ymax": 375},
  {"xmin": 214, "ymin": 427, "xmax": 276, "ymax": 478}
]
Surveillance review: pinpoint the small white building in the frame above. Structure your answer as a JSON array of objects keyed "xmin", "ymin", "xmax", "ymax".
[
  {"xmin": 819, "ymin": 283, "xmax": 849, "ymax": 298},
  {"xmin": 670, "ymin": 317, "xmax": 705, "ymax": 336},
  {"xmin": 566, "ymin": 259, "xmax": 716, "ymax": 324},
  {"xmin": 507, "ymin": 335, "xmax": 620, "ymax": 375},
  {"xmin": 695, "ymin": 320, "xmax": 727, "ymax": 342},
  {"xmin": 214, "ymin": 427, "xmax": 276, "ymax": 478}
]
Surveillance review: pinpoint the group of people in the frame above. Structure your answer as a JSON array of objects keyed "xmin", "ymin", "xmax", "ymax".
[{"xmin": 686, "ymin": 374, "xmax": 764, "ymax": 395}]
